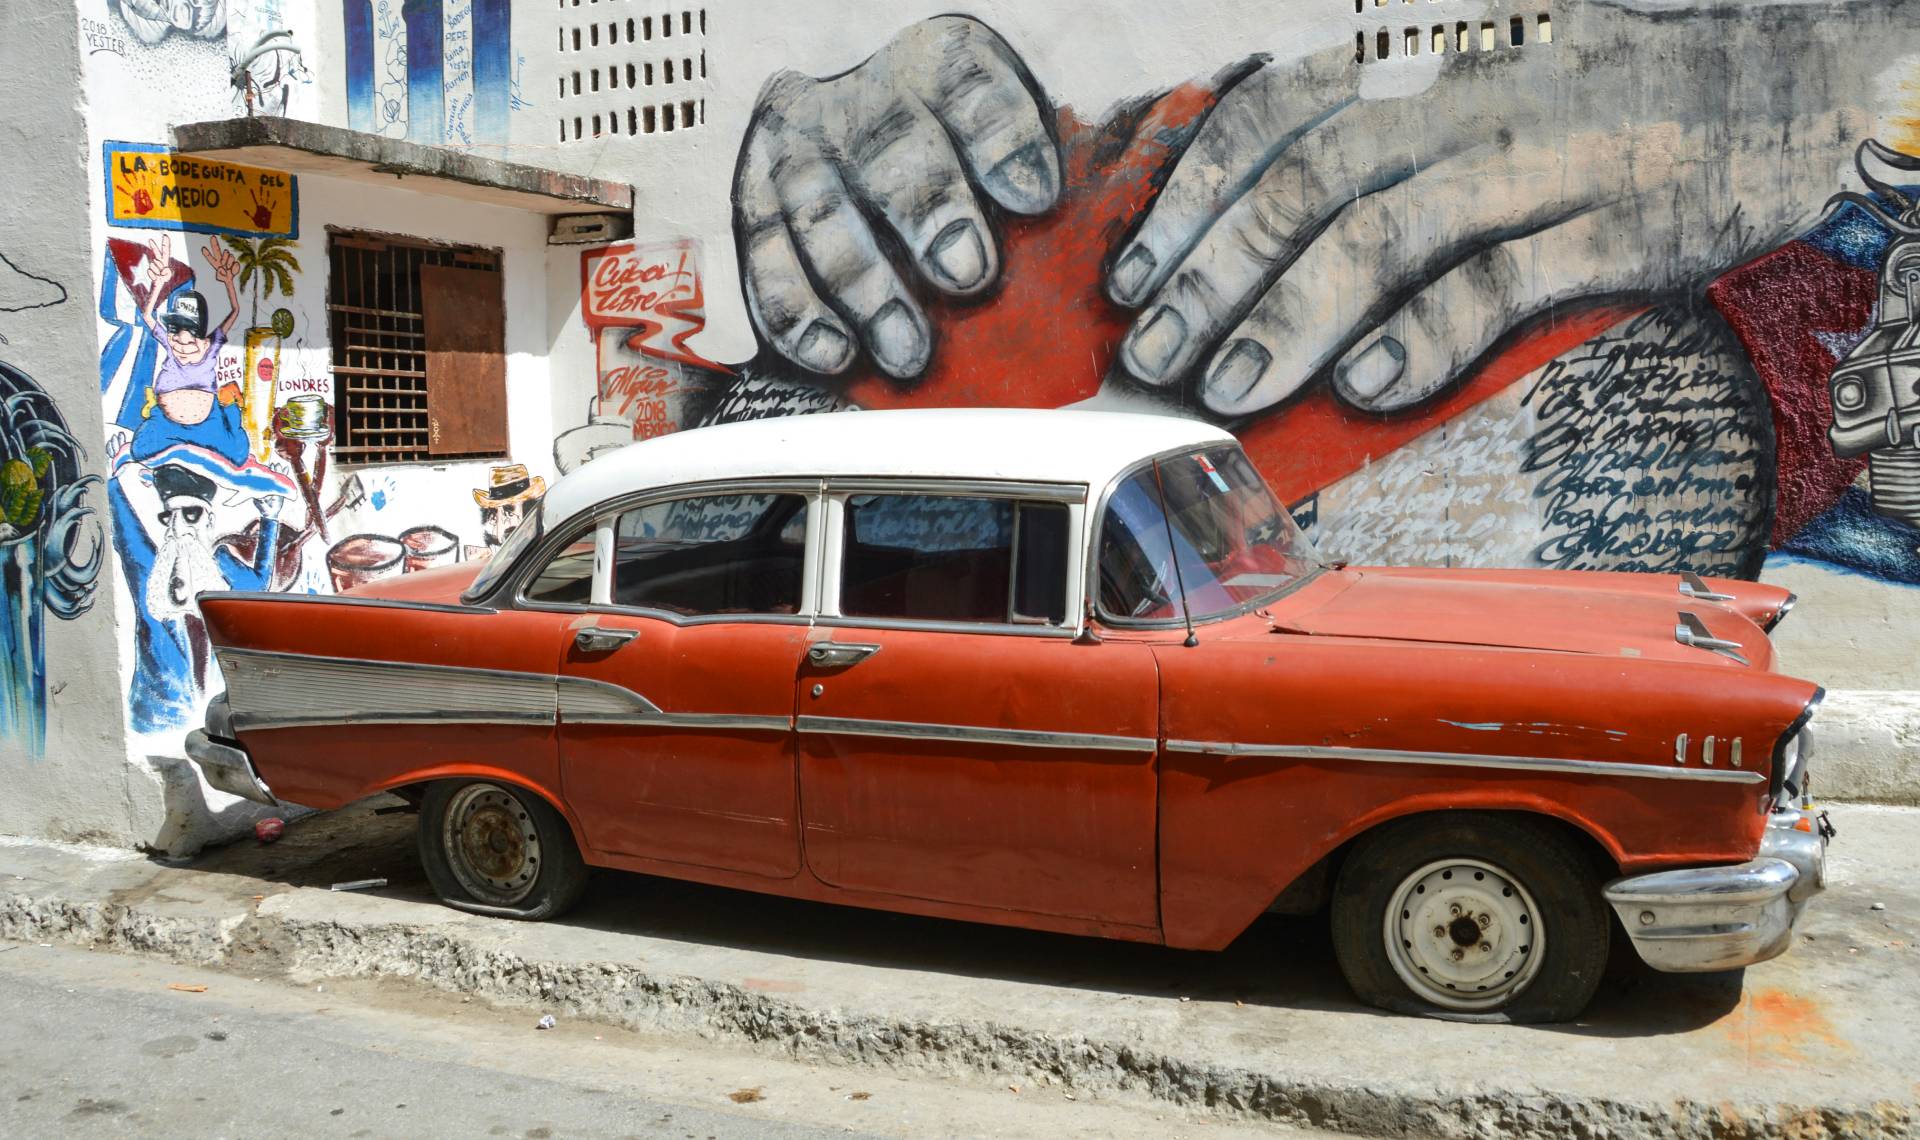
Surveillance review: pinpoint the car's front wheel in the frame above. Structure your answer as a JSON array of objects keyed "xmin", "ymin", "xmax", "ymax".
[
  {"xmin": 1330, "ymin": 813, "xmax": 1610, "ymax": 1023},
  {"xmin": 418, "ymin": 780, "xmax": 589, "ymax": 921}
]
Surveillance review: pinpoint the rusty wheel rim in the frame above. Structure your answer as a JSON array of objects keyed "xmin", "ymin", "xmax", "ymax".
[
  {"xmin": 1384, "ymin": 857, "xmax": 1546, "ymax": 1012},
  {"xmin": 442, "ymin": 783, "xmax": 541, "ymax": 906}
]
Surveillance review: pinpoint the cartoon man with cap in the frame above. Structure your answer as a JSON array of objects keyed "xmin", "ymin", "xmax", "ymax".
[
  {"xmin": 133, "ymin": 234, "xmax": 249, "ymax": 462},
  {"xmin": 474, "ymin": 463, "xmax": 546, "ymax": 550}
]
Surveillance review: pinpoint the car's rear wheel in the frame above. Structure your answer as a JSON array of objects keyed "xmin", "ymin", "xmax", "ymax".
[
  {"xmin": 418, "ymin": 780, "xmax": 589, "ymax": 921},
  {"xmin": 1330, "ymin": 813, "xmax": 1609, "ymax": 1023}
]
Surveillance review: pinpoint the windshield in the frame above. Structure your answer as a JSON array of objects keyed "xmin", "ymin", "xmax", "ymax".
[
  {"xmin": 1098, "ymin": 446, "xmax": 1323, "ymax": 623},
  {"xmin": 462, "ymin": 500, "xmax": 545, "ymax": 603}
]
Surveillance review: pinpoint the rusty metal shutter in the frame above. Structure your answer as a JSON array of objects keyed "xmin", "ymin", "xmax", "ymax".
[{"xmin": 421, "ymin": 263, "xmax": 508, "ymax": 457}]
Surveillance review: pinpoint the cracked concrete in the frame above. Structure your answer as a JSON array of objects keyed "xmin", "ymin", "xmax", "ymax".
[{"xmin": 2, "ymin": 803, "xmax": 1917, "ymax": 1139}]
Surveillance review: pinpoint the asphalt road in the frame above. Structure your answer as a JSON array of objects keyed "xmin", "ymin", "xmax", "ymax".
[{"xmin": 0, "ymin": 939, "xmax": 1325, "ymax": 1140}]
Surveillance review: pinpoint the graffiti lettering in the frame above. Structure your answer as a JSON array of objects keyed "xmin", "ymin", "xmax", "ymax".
[{"xmin": 1522, "ymin": 311, "xmax": 1769, "ymax": 576}]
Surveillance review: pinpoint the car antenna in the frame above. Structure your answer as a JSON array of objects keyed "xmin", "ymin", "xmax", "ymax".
[{"xmin": 1152, "ymin": 461, "xmax": 1199, "ymax": 648}]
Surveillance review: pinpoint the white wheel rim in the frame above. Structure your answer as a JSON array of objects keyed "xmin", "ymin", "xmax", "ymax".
[
  {"xmin": 442, "ymin": 783, "xmax": 541, "ymax": 906},
  {"xmin": 1383, "ymin": 857, "xmax": 1546, "ymax": 1011}
]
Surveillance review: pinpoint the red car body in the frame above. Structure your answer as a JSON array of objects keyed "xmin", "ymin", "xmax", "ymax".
[{"xmin": 187, "ymin": 409, "xmax": 1828, "ymax": 1019}]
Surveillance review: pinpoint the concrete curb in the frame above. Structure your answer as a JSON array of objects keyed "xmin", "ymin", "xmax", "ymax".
[
  {"xmin": 1816, "ymin": 691, "xmax": 1920, "ymax": 806},
  {"xmin": 2, "ymin": 856, "xmax": 1913, "ymax": 1140}
]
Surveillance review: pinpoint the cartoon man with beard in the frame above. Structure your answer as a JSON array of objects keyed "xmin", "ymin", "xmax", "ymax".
[{"xmin": 144, "ymin": 464, "xmax": 226, "ymax": 628}]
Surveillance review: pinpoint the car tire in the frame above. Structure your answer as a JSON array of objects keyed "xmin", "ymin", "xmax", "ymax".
[
  {"xmin": 418, "ymin": 780, "xmax": 590, "ymax": 921},
  {"xmin": 1329, "ymin": 813, "xmax": 1610, "ymax": 1024}
]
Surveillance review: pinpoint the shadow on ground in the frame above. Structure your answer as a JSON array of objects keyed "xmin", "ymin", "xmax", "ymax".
[{"xmin": 182, "ymin": 795, "xmax": 1743, "ymax": 1036}]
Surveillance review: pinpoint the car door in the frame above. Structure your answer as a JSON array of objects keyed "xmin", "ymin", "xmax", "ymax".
[
  {"xmin": 795, "ymin": 485, "xmax": 1162, "ymax": 930},
  {"xmin": 549, "ymin": 486, "xmax": 816, "ymax": 879}
]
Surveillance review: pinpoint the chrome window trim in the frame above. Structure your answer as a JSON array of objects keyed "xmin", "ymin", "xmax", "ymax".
[
  {"xmin": 811, "ymin": 615, "xmax": 1080, "ymax": 639},
  {"xmin": 797, "ymin": 715, "xmax": 1157, "ymax": 753},
  {"xmin": 513, "ymin": 481, "xmax": 822, "ymax": 621},
  {"xmin": 820, "ymin": 481, "xmax": 1088, "ymax": 630},
  {"xmin": 825, "ymin": 477, "xmax": 1086, "ymax": 502},
  {"xmin": 473, "ymin": 477, "xmax": 825, "ymax": 609},
  {"xmin": 1164, "ymin": 739, "xmax": 1765, "ymax": 784},
  {"xmin": 1085, "ymin": 444, "xmax": 1326, "ymax": 632}
]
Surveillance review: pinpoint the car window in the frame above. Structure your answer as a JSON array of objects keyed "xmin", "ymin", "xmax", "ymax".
[
  {"xmin": 611, "ymin": 493, "xmax": 807, "ymax": 616},
  {"xmin": 840, "ymin": 494, "xmax": 1069, "ymax": 625},
  {"xmin": 465, "ymin": 500, "xmax": 544, "ymax": 602},
  {"xmin": 524, "ymin": 534, "xmax": 596, "ymax": 605},
  {"xmin": 1099, "ymin": 447, "xmax": 1322, "ymax": 623}
]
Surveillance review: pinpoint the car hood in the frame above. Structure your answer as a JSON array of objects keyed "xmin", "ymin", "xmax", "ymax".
[{"xmin": 1276, "ymin": 568, "xmax": 1769, "ymax": 669}]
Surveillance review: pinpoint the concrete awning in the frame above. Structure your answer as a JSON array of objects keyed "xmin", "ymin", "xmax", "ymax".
[{"xmin": 171, "ymin": 117, "xmax": 632, "ymax": 216}]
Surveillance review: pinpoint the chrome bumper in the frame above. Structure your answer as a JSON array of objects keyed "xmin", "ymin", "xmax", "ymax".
[
  {"xmin": 184, "ymin": 728, "xmax": 279, "ymax": 807},
  {"xmin": 1603, "ymin": 806, "xmax": 1828, "ymax": 973}
]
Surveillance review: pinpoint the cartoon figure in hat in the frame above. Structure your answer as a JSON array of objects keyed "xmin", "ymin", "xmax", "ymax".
[
  {"xmin": 126, "ymin": 234, "xmax": 251, "ymax": 466},
  {"xmin": 474, "ymin": 463, "xmax": 545, "ymax": 549}
]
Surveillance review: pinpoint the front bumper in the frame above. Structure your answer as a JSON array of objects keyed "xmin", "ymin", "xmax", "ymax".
[
  {"xmin": 1603, "ymin": 806, "xmax": 1828, "ymax": 973},
  {"xmin": 184, "ymin": 727, "xmax": 279, "ymax": 807}
]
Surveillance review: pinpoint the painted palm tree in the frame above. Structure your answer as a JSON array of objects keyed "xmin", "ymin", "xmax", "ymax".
[{"xmin": 219, "ymin": 236, "xmax": 302, "ymax": 330}]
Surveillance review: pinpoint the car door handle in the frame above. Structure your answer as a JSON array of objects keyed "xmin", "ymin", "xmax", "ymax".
[
  {"xmin": 808, "ymin": 641, "xmax": 880, "ymax": 668},
  {"xmin": 574, "ymin": 626, "xmax": 638, "ymax": 653}
]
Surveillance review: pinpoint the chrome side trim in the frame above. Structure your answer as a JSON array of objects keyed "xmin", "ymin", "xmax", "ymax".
[
  {"xmin": 218, "ymin": 647, "xmax": 783, "ymax": 736},
  {"xmin": 556, "ymin": 674, "xmax": 662, "ymax": 720},
  {"xmin": 217, "ymin": 647, "xmax": 557, "ymax": 731},
  {"xmin": 567, "ymin": 711, "xmax": 791, "ymax": 732},
  {"xmin": 797, "ymin": 715, "xmax": 1157, "ymax": 753},
  {"xmin": 197, "ymin": 590, "xmax": 495, "ymax": 616},
  {"xmin": 1163, "ymin": 739, "xmax": 1765, "ymax": 784}
]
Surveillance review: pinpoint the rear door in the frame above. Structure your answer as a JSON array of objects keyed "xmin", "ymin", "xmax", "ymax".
[
  {"xmin": 795, "ymin": 485, "xmax": 1162, "ymax": 929},
  {"xmin": 550, "ymin": 487, "xmax": 815, "ymax": 879}
]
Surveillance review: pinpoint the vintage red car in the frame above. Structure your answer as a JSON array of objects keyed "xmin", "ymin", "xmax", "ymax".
[{"xmin": 188, "ymin": 409, "xmax": 1828, "ymax": 1022}]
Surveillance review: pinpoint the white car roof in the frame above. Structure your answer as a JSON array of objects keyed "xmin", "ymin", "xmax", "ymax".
[{"xmin": 541, "ymin": 408, "xmax": 1234, "ymax": 529}]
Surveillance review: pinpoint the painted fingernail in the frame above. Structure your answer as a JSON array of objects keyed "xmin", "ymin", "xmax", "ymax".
[
  {"xmin": 1109, "ymin": 245, "xmax": 1156, "ymax": 306},
  {"xmin": 1337, "ymin": 336, "xmax": 1407, "ymax": 402},
  {"xmin": 985, "ymin": 142, "xmax": 1058, "ymax": 215},
  {"xmin": 1204, "ymin": 339, "xmax": 1273, "ymax": 405},
  {"xmin": 1121, "ymin": 306, "xmax": 1188, "ymax": 383},
  {"xmin": 924, "ymin": 219, "xmax": 988, "ymax": 292},
  {"xmin": 865, "ymin": 299, "xmax": 929, "ymax": 378},
  {"xmin": 794, "ymin": 319, "xmax": 853, "ymax": 374}
]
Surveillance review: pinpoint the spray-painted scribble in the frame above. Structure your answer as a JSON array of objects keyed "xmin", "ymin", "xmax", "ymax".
[
  {"xmin": 0, "ymin": 254, "xmax": 69, "ymax": 314},
  {"xmin": 0, "ymin": 362, "xmax": 105, "ymax": 755}
]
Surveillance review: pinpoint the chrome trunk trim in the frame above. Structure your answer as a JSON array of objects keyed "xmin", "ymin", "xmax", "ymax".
[{"xmin": 1163, "ymin": 739, "xmax": 1765, "ymax": 783}]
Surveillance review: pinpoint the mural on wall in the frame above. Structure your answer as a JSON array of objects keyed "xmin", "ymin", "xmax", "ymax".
[
  {"xmin": 343, "ymin": 0, "xmax": 512, "ymax": 145},
  {"xmin": 565, "ymin": 7, "xmax": 1920, "ymax": 587},
  {"xmin": 0, "ymin": 360, "xmax": 106, "ymax": 756},
  {"xmin": 110, "ymin": 0, "xmax": 226, "ymax": 46},
  {"xmin": 228, "ymin": 4, "xmax": 313, "ymax": 116},
  {"xmin": 99, "ymin": 145, "xmax": 305, "ymax": 730}
]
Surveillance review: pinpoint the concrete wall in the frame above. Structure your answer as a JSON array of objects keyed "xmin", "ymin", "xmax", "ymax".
[{"xmin": 0, "ymin": 5, "xmax": 140, "ymax": 844}]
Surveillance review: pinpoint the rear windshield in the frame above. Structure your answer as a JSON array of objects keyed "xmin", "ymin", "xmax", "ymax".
[{"xmin": 462, "ymin": 501, "xmax": 545, "ymax": 603}]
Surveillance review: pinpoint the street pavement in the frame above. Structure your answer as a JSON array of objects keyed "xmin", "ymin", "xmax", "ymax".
[
  {"xmin": 3, "ymin": 802, "xmax": 1918, "ymax": 1137},
  {"xmin": 0, "ymin": 939, "xmax": 1325, "ymax": 1139}
]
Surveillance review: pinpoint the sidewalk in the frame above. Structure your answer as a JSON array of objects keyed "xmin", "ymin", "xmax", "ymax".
[{"xmin": 3, "ymin": 802, "xmax": 1916, "ymax": 1139}]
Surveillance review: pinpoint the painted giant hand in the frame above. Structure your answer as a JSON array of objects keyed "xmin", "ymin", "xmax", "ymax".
[{"xmin": 567, "ymin": 5, "xmax": 1920, "ymax": 584}]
